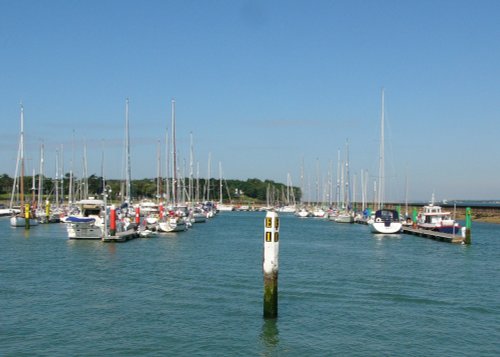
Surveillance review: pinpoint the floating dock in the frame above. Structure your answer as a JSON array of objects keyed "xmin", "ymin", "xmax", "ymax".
[
  {"xmin": 102, "ymin": 229, "xmax": 139, "ymax": 243},
  {"xmin": 401, "ymin": 226, "xmax": 465, "ymax": 244}
]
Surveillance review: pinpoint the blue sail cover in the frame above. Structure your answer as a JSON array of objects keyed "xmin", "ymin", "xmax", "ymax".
[{"xmin": 66, "ymin": 216, "xmax": 96, "ymax": 223}]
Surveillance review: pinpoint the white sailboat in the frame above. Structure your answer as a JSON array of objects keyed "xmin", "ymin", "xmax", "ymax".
[
  {"xmin": 333, "ymin": 141, "xmax": 354, "ymax": 223},
  {"xmin": 10, "ymin": 104, "xmax": 39, "ymax": 227},
  {"xmin": 368, "ymin": 89, "xmax": 402, "ymax": 234},
  {"xmin": 216, "ymin": 161, "xmax": 234, "ymax": 211}
]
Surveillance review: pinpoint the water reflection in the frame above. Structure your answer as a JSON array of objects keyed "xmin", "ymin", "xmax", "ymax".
[{"xmin": 260, "ymin": 319, "xmax": 279, "ymax": 356}]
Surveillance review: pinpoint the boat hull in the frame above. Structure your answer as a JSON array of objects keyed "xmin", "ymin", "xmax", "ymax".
[
  {"xmin": 10, "ymin": 216, "xmax": 39, "ymax": 227},
  {"xmin": 369, "ymin": 221, "xmax": 402, "ymax": 234},
  {"xmin": 158, "ymin": 219, "xmax": 187, "ymax": 233},
  {"xmin": 66, "ymin": 223, "xmax": 103, "ymax": 239},
  {"xmin": 334, "ymin": 214, "xmax": 354, "ymax": 223},
  {"xmin": 417, "ymin": 224, "xmax": 461, "ymax": 235}
]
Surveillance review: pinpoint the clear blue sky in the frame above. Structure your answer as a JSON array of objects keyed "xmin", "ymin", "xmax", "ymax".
[{"xmin": 1, "ymin": 0, "xmax": 499, "ymax": 201}]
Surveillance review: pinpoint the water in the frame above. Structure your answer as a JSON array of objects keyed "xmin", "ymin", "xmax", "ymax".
[{"xmin": 1, "ymin": 212, "xmax": 499, "ymax": 356}]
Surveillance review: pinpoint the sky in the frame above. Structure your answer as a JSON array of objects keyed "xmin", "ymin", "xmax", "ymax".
[{"xmin": 1, "ymin": 0, "xmax": 499, "ymax": 202}]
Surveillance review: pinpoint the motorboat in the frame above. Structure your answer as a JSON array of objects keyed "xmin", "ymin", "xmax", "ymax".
[
  {"xmin": 417, "ymin": 198, "xmax": 461, "ymax": 234},
  {"xmin": 368, "ymin": 209, "xmax": 402, "ymax": 234},
  {"xmin": 65, "ymin": 199, "xmax": 105, "ymax": 239}
]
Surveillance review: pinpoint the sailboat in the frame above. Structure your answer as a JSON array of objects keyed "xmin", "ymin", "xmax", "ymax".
[
  {"xmin": 10, "ymin": 104, "xmax": 39, "ymax": 227},
  {"xmin": 368, "ymin": 89, "xmax": 402, "ymax": 234},
  {"xmin": 157, "ymin": 99, "xmax": 187, "ymax": 233},
  {"xmin": 333, "ymin": 141, "xmax": 354, "ymax": 223},
  {"xmin": 216, "ymin": 162, "xmax": 234, "ymax": 212}
]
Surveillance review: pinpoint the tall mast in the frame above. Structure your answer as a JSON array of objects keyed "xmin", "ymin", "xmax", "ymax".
[
  {"xmin": 189, "ymin": 131, "xmax": 194, "ymax": 204},
  {"xmin": 37, "ymin": 142, "xmax": 44, "ymax": 209},
  {"xmin": 60, "ymin": 144, "xmax": 64, "ymax": 204},
  {"xmin": 55, "ymin": 149, "xmax": 59, "ymax": 208},
  {"xmin": 125, "ymin": 98, "xmax": 132, "ymax": 203},
  {"xmin": 219, "ymin": 161, "xmax": 223, "ymax": 204},
  {"xmin": 336, "ymin": 148, "xmax": 340, "ymax": 208},
  {"xmin": 345, "ymin": 139, "xmax": 350, "ymax": 210},
  {"xmin": 207, "ymin": 152, "xmax": 211, "ymax": 201},
  {"xmin": 156, "ymin": 140, "xmax": 161, "ymax": 203},
  {"xmin": 69, "ymin": 130, "xmax": 74, "ymax": 204},
  {"xmin": 377, "ymin": 89, "xmax": 385, "ymax": 209},
  {"xmin": 165, "ymin": 128, "xmax": 170, "ymax": 203},
  {"xmin": 171, "ymin": 99, "xmax": 177, "ymax": 205},
  {"xmin": 20, "ymin": 104, "xmax": 25, "ymax": 207},
  {"xmin": 83, "ymin": 139, "xmax": 88, "ymax": 199}
]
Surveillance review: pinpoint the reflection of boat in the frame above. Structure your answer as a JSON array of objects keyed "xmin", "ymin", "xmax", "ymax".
[
  {"xmin": 65, "ymin": 199, "xmax": 104, "ymax": 239},
  {"xmin": 417, "ymin": 196, "xmax": 461, "ymax": 234},
  {"xmin": 368, "ymin": 209, "xmax": 402, "ymax": 234}
]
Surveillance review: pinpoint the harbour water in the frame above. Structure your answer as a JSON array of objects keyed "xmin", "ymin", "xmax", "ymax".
[{"xmin": 1, "ymin": 212, "xmax": 499, "ymax": 356}]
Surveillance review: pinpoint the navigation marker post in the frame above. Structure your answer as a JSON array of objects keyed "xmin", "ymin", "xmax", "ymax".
[
  {"xmin": 25, "ymin": 203, "xmax": 30, "ymax": 229},
  {"xmin": 109, "ymin": 205, "xmax": 116, "ymax": 236},
  {"xmin": 263, "ymin": 210, "xmax": 280, "ymax": 319},
  {"xmin": 465, "ymin": 207, "xmax": 472, "ymax": 244}
]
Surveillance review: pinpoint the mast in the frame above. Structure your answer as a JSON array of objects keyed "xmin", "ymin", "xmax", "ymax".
[
  {"xmin": 300, "ymin": 156, "xmax": 304, "ymax": 204},
  {"xmin": 219, "ymin": 161, "xmax": 223, "ymax": 204},
  {"xmin": 336, "ymin": 149, "xmax": 340, "ymax": 209},
  {"xmin": 189, "ymin": 131, "xmax": 194, "ymax": 204},
  {"xmin": 68, "ymin": 130, "xmax": 74, "ymax": 204},
  {"xmin": 83, "ymin": 139, "xmax": 88, "ymax": 199},
  {"xmin": 55, "ymin": 149, "xmax": 59, "ymax": 208},
  {"xmin": 345, "ymin": 139, "xmax": 351, "ymax": 210},
  {"xmin": 377, "ymin": 88, "xmax": 385, "ymax": 210},
  {"xmin": 37, "ymin": 142, "xmax": 44, "ymax": 209},
  {"xmin": 60, "ymin": 144, "xmax": 64, "ymax": 205},
  {"xmin": 156, "ymin": 140, "xmax": 161, "ymax": 203},
  {"xmin": 171, "ymin": 99, "xmax": 177, "ymax": 205},
  {"xmin": 125, "ymin": 98, "xmax": 132, "ymax": 203},
  {"xmin": 207, "ymin": 152, "xmax": 211, "ymax": 201},
  {"xmin": 20, "ymin": 104, "xmax": 25, "ymax": 208},
  {"xmin": 164, "ymin": 128, "xmax": 170, "ymax": 203},
  {"xmin": 196, "ymin": 161, "xmax": 200, "ymax": 203}
]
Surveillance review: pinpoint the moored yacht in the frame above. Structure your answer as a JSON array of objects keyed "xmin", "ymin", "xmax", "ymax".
[
  {"xmin": 65, "ymin": 199, "xmax": 105, "ymax": 239},
  {"xmin": 417, "ymin": 197, "xmax": 461, "ymax": 234},
  {"xmin": 368, "ymin": 209, "xmax": 402, "ymax": 234}
]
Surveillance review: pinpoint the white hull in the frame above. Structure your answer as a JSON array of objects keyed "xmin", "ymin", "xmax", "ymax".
[
  {"xmin": 334, "ymin": 214, "xmax": 354, "ymax": 223},
  {"xmin": 158, "ymin": 219, "xmax": 187, "ymax": 233},
  {"xmin": 369, "ymin": 221, "xmax": 402, "ymax": 234},
  {"xmin": 0, "ymin": 208, "xmax": 16, "ymax": 217},
  {"xmin": 192, "ymin": 213, "xmax": 206, "ymax": 223},
  {"xmin": 217, "ymin": 204, "xmax": 234, "ymax": 212},
  {"xmin": 66, "ymin": 222, "xmax": 103, "ymax": 239},
  {"xmin": 10, "ymin": 216, "xmax": 39, "ymax": 227},
  {"xmin": 295, "ymin": 209, "xmax": 311, "ymax": 218}
]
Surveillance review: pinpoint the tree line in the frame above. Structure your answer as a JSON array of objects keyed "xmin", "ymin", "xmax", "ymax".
[{"xmin": 0, "ymin": 173, "xmax": 301, "ymax": 205}]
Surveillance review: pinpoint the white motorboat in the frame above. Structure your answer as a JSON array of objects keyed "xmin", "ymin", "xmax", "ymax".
[
  {"xmin": 417, "ymin": 196, "xmax": 461, "ymax": 234},
  {"xmin": 65, "ymin": 199, "xmax": 105, "ymax": 239},
  {"xmin": 368, "ymin": 209, "xmax": 402, "ymax": 234}
]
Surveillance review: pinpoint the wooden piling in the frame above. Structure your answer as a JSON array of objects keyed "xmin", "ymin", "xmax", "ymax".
[{"xmin": 263, "ymin": 211, "xmax": 279, "ymax": 319}]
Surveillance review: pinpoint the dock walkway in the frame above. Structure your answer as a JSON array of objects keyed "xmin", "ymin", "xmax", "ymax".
[{"xmin": 401, "ymin": 226, "xmax": 465, "ymax": 244}]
